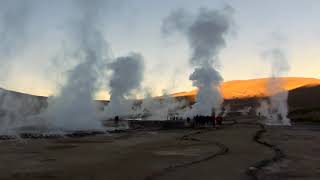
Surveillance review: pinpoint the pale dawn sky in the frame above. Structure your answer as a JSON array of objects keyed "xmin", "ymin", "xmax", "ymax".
[{"xmin": 0, "ymin": 0, "xmax": 319, "ymax": 99}]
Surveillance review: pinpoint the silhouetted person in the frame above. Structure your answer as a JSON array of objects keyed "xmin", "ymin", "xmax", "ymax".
[
  {"xmin": 216, "ymin": 115, "xmax": 223, "ymax": 126},
  {"xmin": 194, "ymin": 116, "xmax": 198, "ymax": 127},
  {"xmin": 186, "ymin": 117, "xmax": 190, "ymax": 123},
  {"xmin": 211, "ymin": 115, "xmax": 216, "ymax": 127},
  {"xmin": 114, "ymin": 116, "xmax": 119, "ymax": 127}
]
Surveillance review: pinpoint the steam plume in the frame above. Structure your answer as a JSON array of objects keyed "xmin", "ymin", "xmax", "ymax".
[
  {"xmin": 42, "ymin": 0, "xmax": 109, "ymax": 131},
  {"xmin": 138, "ymin": 92, "xmax": 187, "ymax": 120},
  {"xmin": 162, "ymin": 6, "xmax": 234, "ymax": 117},
  {"xmin": 0, "ymin": 89, "xmax": 46, "ymax": 134},
  {"xmin": 257, "ymin": 34, "xmax": 291, "ymax": 125},
  {"xmin": 103, "ymin": 53, "xmax": 144, "ymax": 119}
]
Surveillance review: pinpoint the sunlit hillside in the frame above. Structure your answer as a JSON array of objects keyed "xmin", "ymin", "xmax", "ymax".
[{"xmin": 172, "ymin": 77, "xmax": 320, "ymax": 99}]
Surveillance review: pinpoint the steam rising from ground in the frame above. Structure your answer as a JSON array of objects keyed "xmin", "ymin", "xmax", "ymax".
[
  {"xmin": 256, "ymin": 34, "xmax": 291, "ymax": 125},
  {"xmin": 0, "ymin": 0, "xmax": 152, "ymax": 132},
  {"xmin": 138, "ymin": 93, "xmax": 187, "ymax": 120},
  {"xmin": 103, "ymin": 53, "xmax": 144, "ymax": 119},
  {"xmin": 0, "ymin": 89, "xmax": 46, "ymax": 134},
  {"xmin": 0, "ymin": 1, "xmax": 43, "ymax": 133},
  {"xmin": 0, "ymin": 1, "xmax": 294, "ymax": 133},
  {"xmin": 40, "ymin": 0, "xmax": 110, "ymax": 131},
  {"xmin": 162, "ymin": 6, "xmax": 234, "ymax": 117}
]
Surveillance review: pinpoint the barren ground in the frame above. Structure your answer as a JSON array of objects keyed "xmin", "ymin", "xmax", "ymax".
[{"xmin": 0, "ymin": 118, "xmax": 319, "ymax": 180}]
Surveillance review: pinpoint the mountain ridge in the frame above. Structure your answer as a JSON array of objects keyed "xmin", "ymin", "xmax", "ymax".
[
  {"xmin": 172, "ymin": 77, "xmax": 320, "ymax": 100},
  {"xmin": 0, "ymin": 77, "xmax": 319, "ymax": 100}
]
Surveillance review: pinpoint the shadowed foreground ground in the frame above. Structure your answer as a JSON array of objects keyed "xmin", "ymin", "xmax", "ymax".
[{"xmin": 0, "ymin": 119, "xmax": 319, "ymax": 180}]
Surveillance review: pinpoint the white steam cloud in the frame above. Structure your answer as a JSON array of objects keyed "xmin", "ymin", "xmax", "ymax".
[
  {"xmin": 41, "ymin": 0, "xmax": 110, "ymax": 131},
  {"xmin": 256, "ymin": 33, "xmax": 291, "ymax": 126},
  {"xmin": 0, "ymin": 0, "xmax": 150, "ymax": 132},
  {"xmin": 162, "ymin": 6, "xmax": 234, "ymax": 117},
  {"xmin": 138, "ymin": 93, "xmax": 187, "ymax": 120},
  {"xmin": 103, "ymin": 53, "xmax": 144, "ymax": 119},
  {"xmin": 0, "ymin": 89, "xmax": 46, "ymax": 134}
]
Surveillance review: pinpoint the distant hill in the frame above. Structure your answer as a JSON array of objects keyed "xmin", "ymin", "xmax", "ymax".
[
  {"xmin": 0, "ymin": 77, "xmax": 319, "ymax": 120},
  {"xmin": 172, "ymin": 77, "xmax": 320, "ymax": 122},
  {"xmin": 288, "ymin": 85, "xmax": 320, "ymax": 109},
  {"xmin": 172, "ymin": 77, "xmax": 320, "ymax": 100}
]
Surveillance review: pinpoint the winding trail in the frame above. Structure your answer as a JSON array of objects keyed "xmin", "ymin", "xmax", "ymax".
[{"xmin": 247, "ymin": 124, "xmax": 286, "ymax": 180}]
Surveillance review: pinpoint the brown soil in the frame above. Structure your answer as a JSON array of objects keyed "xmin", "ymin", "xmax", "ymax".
[{"xmin": 0, "ymin": 117, "xmax": 319, "ymax": 180}]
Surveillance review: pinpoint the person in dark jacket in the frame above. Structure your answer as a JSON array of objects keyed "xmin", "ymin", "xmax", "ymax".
[
  {"xmin": 211, "ymin": 115, "xmax": 216, "ymax": 127},
  {"xmin": 114, "ymin": 116, "xmax": 119, "ymax": 127},
  {"xmin": 216, "ymin": 115, "xmax": 223, "ymax": 126}
]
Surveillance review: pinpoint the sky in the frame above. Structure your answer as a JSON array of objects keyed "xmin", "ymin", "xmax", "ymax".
[{"xmin": 0, "ymin": 0, "xmax": 319, "ymax": 99}]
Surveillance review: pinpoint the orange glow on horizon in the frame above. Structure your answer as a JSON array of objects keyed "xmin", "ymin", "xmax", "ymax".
[
  {"xmin": 172, "ymin": 77, "xmax": 320, "ymax": 99},
  {"xmin": 2, "ymin": 77, "xmax": 320, "ymax": 100}
]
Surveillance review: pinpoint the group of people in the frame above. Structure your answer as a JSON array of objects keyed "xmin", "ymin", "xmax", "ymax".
[
  {"xmin": 186, "ymin": 115, "xmax": 223, "ymax": 128},
  {"xmin": 112, "ymin": 115, "xmax": 224, "ymax": 129}
]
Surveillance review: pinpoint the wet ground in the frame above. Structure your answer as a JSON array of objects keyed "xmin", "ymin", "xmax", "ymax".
[{"xmin": 0, "ymin": 118, "xmax": 319, "ymax": 180}]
